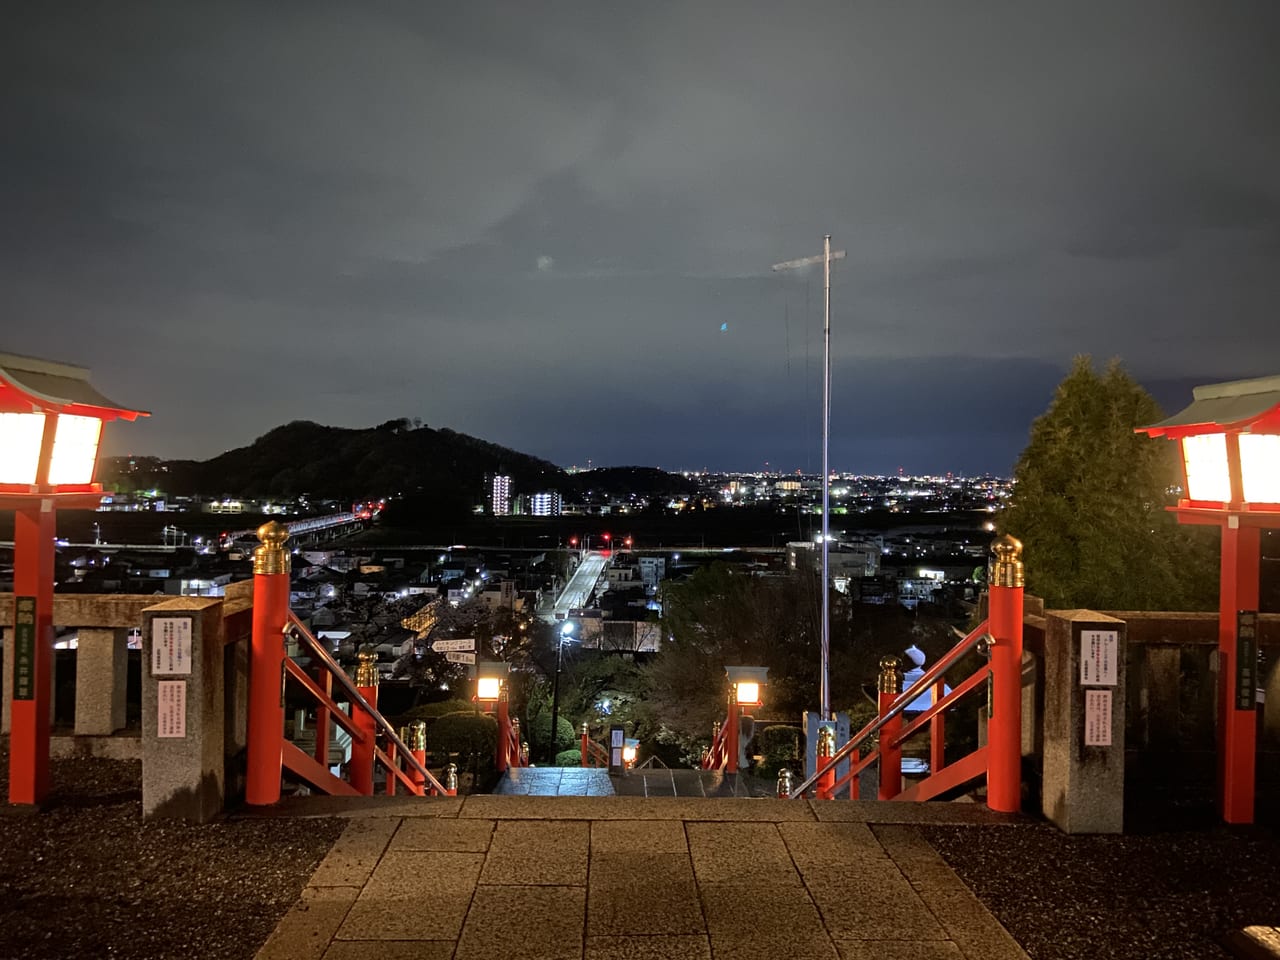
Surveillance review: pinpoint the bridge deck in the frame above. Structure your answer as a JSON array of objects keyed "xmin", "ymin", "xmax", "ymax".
[{"xmin": 253, "ymin": 795, "xmax": 1027, "ymax": 960}]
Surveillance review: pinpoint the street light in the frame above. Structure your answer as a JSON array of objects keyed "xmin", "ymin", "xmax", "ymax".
[
  {"xmin": 0, "ymin": 351, "xmax": 148, "ymax": 805},
  {"xmin": 548, "ymin": 621, "xmax": 577, "ymax": 764},
  {"xmin": 773, "ymin": 239, "xmax": 846, "ymax": 720},
  {"xmin": 1137, "ymin": 373, "xmax": 1280, "ymax": 824}
]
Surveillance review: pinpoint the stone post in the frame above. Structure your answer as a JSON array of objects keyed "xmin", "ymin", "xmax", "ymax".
[
  {"xmin": 74, "ymin": 627, "xmax": 130, "ymax": 735},
  {"xmin": 141, "ymin": 597, "xmax": 225, "ymax": 822},
  {"xmin": 1042, "ymin": 610, "xmax": 1127, "ymax": 834}
]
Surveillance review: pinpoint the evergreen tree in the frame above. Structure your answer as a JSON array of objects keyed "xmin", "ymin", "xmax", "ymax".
[{"xmin": 1000, "ymin": 356, "xmax": 1216, "ymax": 610}]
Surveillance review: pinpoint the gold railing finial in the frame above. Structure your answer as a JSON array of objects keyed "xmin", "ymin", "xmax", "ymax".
[
  {"xmin": 354, "ymin": 648, "xmax": 379, "ymax": 687},
  {"xmin": 878, "ymin": 655, "xmax": 903, "ymax": 695},
  {"xmin": 989, "ymin": 534, "xmax": 1025, "ymax": 588},
  {"xmin": 253, "ymin": 521, "xmax": 291, "ymax": 576}
]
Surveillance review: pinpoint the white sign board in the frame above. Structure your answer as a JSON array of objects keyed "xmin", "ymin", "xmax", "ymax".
[
  {"xmin": 1084, "ymin": 689, "xmax": 1112, "ymax": 746},
  {"xmin": 1080, "ymin": 630, "xmax": 1119, "ymax": 686},
  {"xmin": 157, "ymin": 680, "xmax": 187, "ymax": 738},
  {"xmin": 446, "ymin": 651, "xmax": 476, "ymax": 664},
  {"xmin": 431, "ymin": 638, "xmax": 476, "ymax": 653},
  {"xmin": 152, "ymin": 617, "xmax": 193, "ymax": 676}
]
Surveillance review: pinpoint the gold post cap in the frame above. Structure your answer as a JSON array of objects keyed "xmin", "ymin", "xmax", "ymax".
[
  {"xmin": 990, "ymin": 534, "xmax": 1025, "ymax": 588},
  {"xmin": 354, "ymin": 649, "xmax": 379, "ymax": 687},
  {"xmin": 253, "ymin": 521, "xmax": 292, "ymax": 575},
  {"xmin": 878, "ymin": 655, "xmax": 903, "ymax": 694},
  {"xmin": 817, "ymin": 725, "xmax": 836, "ymax": 757}
]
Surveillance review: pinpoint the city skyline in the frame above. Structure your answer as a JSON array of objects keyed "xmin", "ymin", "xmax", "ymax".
[{"xmin": 5, "ymin": 4, "xmax": 1280, "ymax": 475}]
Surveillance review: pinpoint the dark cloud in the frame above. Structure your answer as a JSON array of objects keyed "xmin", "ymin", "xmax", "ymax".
[{"xmin": 3, "ymin": 2, "xmax": 1280, "ymax": 473}]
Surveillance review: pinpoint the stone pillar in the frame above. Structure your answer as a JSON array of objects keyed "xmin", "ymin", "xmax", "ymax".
[
  {"xmin": 141, "ymin": 597, "xmax": 225, "ymax": 822},
  {"xmin": 1042, "ymin": 610, "xmax": 1127, "ymax": 834},
  {"xmin": 74, "ymin": 627, "xmax": 130, "ymax": 735}
]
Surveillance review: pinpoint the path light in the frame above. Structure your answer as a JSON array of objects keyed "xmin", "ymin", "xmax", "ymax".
[
  {"xmin": 1138, "ymin": 373, "xmax": 1280, "ymax": 824},
  {"xmin": 476, "ymin": 661, "xmax": 508, "ymax": 703},
  {"xmin": 725, "ymin": 665, "xmax": 768, "ymax": 707},
  {"xmin": 0, "ymin": 352, "xmax": 148, "ymax": 805}
]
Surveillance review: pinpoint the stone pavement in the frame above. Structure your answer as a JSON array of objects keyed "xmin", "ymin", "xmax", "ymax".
[{"xmin": 254, "ymin": 792, "xmax": 1029, "ymax": 960}]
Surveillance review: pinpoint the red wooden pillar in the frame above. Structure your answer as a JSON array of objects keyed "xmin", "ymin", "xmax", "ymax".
[
  {"xmin": 246, "ymin": 522, "xmax": 290, "ymax": 806},
  {"xmin": 496, "ymin": 698, "xmax": 511, "ymax": 773},
  {"xmin": 580, "ymin": 722, "xmax": 590, "ymax": 767},
  {"xmin": 1219, "ymin": 521, "xmax": 1260, "ymax": 824},
  {"xmin": 724, "ymin": 692, "xmax": 740, "ymax": 775},
  {"xmin": 987, "ymin": 534, "xmax": 1025, "ymax": 814},
  {"xmin": 878, "ymin": 656, "xmax": 903, "ymax": 800},
  {"xmin": 9, "ymin": 502, "xmax": 55, "ymax": 805},
  {"xmin": 815, "ymin": 725, "xmax": 836, "ymax": 800},
  {"xmin": 930, "ymin": 678, "xmax": 947, "ymax": 775},
  {"xmin": 407, "ymin": 721, "xmax": 427, "ymax": 797},
  {"xmin": 351, "ymin": 650, "xmax": 378, "ymax": 796}
]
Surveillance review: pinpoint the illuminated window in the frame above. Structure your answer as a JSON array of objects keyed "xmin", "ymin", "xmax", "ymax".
[
  {"xmin": 1181, "ymin": 433, "xmax": 1231, "ymax": 502},
  {"xmin": 0, "ymin": 412, "xmax": 46, "ymax": 485},
  {"xmin": 1239, "ymin": 433, "xmax": 1280, "ymax": 504},
  {"xmin": 48, "ymin": 415, "xmax": 104, "ymax": 486}
]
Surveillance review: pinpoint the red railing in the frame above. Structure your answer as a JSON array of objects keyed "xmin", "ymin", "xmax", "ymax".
[
  {"xmin": 283, "ymin": 614, "xmax": 450, "ymax": 797},
  {"xmin": 701, "ymin": 719, "xmax": 729, "ymax": 771},
  {"xmin": 788, "ymin": 619, "xmax": 992, "ymax": 801},
  {"xmin": 580, "ymin": 726, "xmax": 609, "ymax": 768}
]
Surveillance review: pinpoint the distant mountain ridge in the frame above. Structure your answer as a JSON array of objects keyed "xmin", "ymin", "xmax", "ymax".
[
  {"xmin": 104, "ymin": 419, "xmax": 565, "ymax": 505},
  {"xmin": 102, "ymin": 420, "xmax": 698, "ymax": 512}
]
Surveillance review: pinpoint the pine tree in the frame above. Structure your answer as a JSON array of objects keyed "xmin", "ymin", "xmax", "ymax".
[{"xmin": 1000, "ymin": 356, "xmax": 1216, "ymax": 611}]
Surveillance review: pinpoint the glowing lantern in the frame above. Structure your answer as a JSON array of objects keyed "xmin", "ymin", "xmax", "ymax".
[{"xmin": 1138, "ymin": 374, "xmax": 1280, "ymax": 825}]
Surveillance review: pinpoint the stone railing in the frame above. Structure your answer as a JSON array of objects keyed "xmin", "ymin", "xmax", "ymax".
[
  {"xmin": 2, "ymin": 585, "xmax": 253, "ymax": 820},
  {"xmin": 1019, "ymin": 602, "xmax": 1280, "ymax": 831}
]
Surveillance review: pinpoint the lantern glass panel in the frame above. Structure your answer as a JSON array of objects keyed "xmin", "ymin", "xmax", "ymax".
[
  {"xmin": 476, "ymin": 676, "xmax": 501, "ymax": 701},
  {"xmin": 1239, "ymin": 433, "xmax": 1280, "ymax": 504},
  {"xmin": 1181, "ymin": 433, "xmax": 1231, "ymax": 502},
  {"xmin": 48, "ymin": 415, "xmax": 103, "ymax": 486},
  {"xmin": 0, "ymin": 412, "xmax": 46, "ymax": 485},
  {"xmin": 736, "ymin": 681, "xmax": 761, "ymax": 706}
]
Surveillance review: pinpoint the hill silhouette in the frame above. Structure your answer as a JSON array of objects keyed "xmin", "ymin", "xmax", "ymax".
[{"xmin": 104, "ymin": 419, "xmax": 565, "ymax": 509}]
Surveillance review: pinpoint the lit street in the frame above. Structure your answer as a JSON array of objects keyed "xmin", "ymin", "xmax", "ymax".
[{"xmin": 547, "ymin": 550, "xmax": 607, "ymax": 621}]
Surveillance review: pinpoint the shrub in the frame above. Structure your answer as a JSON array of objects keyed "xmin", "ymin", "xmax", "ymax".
[
  {"xmin": 755, "ymin": 724, "xmax": 802, "ymax": 780},
  {"xmin": 425, "ymin": 711, "xmax": 497, "ymax": 762},
  {"xmin": 392, "ymin": 699, "xmax": 476, "ymax": 725},
  {"xmin": 554, "ymin": 748, "xmax": 583, "ymax": 767}
]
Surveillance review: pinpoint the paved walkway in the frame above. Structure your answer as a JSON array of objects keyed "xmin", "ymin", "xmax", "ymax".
[{"xmin": 254, "ymin": 795, "xmax": 1028, "ymax": 960}]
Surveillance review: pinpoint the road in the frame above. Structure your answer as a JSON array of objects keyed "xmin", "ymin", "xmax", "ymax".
[{"xmin": 547, "ymin": 550, "xmax": 608, "ymax": 621}]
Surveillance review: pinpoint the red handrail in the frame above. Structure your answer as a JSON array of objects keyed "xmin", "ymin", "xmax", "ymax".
[
  {"xmin": 788, "ymin": 619, "xmax": 990, "ymax": 799},
  {"xmin": 285, "ymin": 614, "xmax": 448, "ymax": 796}
]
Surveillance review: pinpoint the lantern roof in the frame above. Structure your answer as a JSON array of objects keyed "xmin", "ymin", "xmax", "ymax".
[
  {"xmin": 1139, "ymin": 374, "xmax": 1280, "ymax": 438},
  {"xmin": 0, "ymin": 351, "xmax": 149, "ymax": 421}
]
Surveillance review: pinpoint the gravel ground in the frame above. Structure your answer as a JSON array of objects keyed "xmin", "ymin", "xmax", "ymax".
[
  {"xmin": 0, "ymin": 746, "xmax": 343, "ymax": 960},
  {"xmin": 925, "ymin": 820, "xmax": 1280, "ymax": 960}
]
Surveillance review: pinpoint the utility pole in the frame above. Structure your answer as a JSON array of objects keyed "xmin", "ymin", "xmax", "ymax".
[{"xmin": 773, "ymin": 237, "xmax": 846, "ymax": 719}]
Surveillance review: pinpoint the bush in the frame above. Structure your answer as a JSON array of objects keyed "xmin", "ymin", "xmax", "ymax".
[
  {"xmin": 526, "ymin": 710, "xmax": 577, "ymax": 758},
  {"xmin": 755, "ymin": 724, "xmax": 802, "ymax": 780},
  {"xmin": 391, "ymin": 699, "xmax": 476, "ymax": 725},
  {"xmin": 425, "ymin": 711, "xmax": 498, "ymax": 762},
  {"xmin": 425, "ymin": 711, "xmax": 499, "ymax": 794},
  {"xmin": 554, "ymin": 748, "xmax": 583, "ymax": 767}
]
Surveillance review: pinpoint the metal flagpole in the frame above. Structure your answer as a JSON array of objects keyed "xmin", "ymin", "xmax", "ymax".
[{"xmin": 773, "ymin": 238, "xmax": 845, "ymax": 719}]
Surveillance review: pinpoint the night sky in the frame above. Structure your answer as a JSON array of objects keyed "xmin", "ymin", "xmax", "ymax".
[{"xmin": 5, "ymin": 3, "xmax": 1280, "ymax": 475}]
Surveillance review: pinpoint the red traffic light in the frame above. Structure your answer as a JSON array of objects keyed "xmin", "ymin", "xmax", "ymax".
[{"xmin": 602, "ymin": 532, "xmax": 611, "ymax": 542}]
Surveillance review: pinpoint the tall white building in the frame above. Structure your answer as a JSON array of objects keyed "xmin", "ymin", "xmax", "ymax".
[
  {"xmin": 490, "ymin": 475, "xmax": 512, "ymax": 515},
  {"xmin": 530, "ymin": 491, "xmax": 562, "ymax": 516}
]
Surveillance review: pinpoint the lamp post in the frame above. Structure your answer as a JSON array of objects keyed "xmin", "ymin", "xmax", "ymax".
[
  {"xmin": 0, "ymin": 352, "xmax": 147, "ymax": 805},
  {"xmin": 1137, "ymin": 374, "xmax": 1280, "ymax": 824},
  {"xmin": 476, "ymin": 660, "xmax": 513, "ymax": 770},
  {"xmin": 548, "ymin": 621, "xmax": 576, "ymax": 763},
  {"xmin": 723, "ymin": 665, "xmax": 767, "ymax": 775},
  {"xmin": 773, "ymin": 240, "xmax": 846, "ymax": 719}
]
